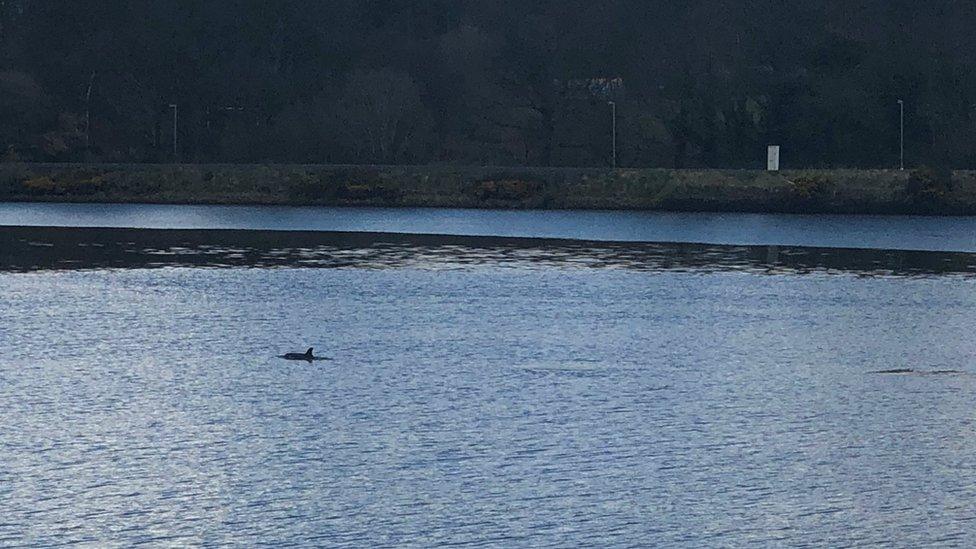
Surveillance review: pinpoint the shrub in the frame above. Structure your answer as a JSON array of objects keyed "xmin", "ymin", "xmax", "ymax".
[
  {"xmin": 22, "ymin": 175, "xmax": 59, "ymax": 193},
  {"xmin": 18, "ymin": 171, "xmax": 107, "ymax": 196},
  {"xmin": 103, "ymin": 173, "xmax": 159, "ymax": 195},
  {"xmin": 791, "ymin": 175, "xmax": 835, "ymax": 201},
  {"xmin": 288, "ymin": 173, "xmax": 333, "ymax": 200},
  {"xmin": 336, "ymin": 183, "xmax": 402, "ymax": 201},
  {"xmin": 906, "ymin": 166, "xmax": 952, "ymax": 204},
  {"xmin": 288, "ymin": 171, "xmax": 403, "ymax": 203},
  {"xmin": 2, "ymin": 146, "xmax": 21, "ymax": 163},
  {"xmin": 0, "ymin": 167, "xmax": 27, "ymax": 197},
  {"xmin": 475, "ymin": 179, "xmax": 543, "ymax": 201}
]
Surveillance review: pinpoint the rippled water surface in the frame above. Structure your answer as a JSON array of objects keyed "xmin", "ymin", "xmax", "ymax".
[{"xmin": 3, "ymin": 222, "xmax": 976, "ymax": 546}]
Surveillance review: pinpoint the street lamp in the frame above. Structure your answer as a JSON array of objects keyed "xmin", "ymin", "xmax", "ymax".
[
  {"xmin": 897, "ymin": 99, "xmax": 904, "ymax": 170},
  {"xmin": 608, "ymin": 101, "xmax": 617, "ymax": 169},
  {"xmin": 84, "ymin": 71, "xmax": 96, "ymax": 159},
  {"xmin": 169, "ymin": 103, "xmax": 178, "ymax": 162}
]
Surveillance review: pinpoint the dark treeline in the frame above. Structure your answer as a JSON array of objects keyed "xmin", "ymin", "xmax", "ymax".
[{"xmin": 1, "ymin": 1, "xmax": 975, "ymax": 168}]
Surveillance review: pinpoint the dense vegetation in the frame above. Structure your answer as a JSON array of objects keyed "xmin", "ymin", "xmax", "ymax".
[{"xmin": 1, "ymin": 1, "xmax": 975, "ymax": 168}]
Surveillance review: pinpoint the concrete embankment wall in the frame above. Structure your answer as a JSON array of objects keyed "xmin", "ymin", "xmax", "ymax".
[{"xmin": 1, "ymin": 163, "xmax": 974, "ymax": 214}]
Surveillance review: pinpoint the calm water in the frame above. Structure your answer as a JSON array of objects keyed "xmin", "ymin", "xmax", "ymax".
[
  {"xmin": 4, "ymin": 201, "xmax": 976, "ymax": 251},
  {"xmin": 2, "ymin": 210, "xmax": 976, "ymax": 546}
]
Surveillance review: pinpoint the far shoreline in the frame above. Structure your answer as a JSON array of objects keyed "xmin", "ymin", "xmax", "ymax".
[{"xmin": 0, "ymin": 163, "xmax": 972, "ymax": 216}]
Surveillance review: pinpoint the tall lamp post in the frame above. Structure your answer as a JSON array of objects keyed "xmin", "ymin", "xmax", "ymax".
[
  {"xmin": 84, "ymin": 71, "xmax": 96, "ymax": 159},
  {"xmin": 897, "ymin": 99, "xmax": 904, "ymax": 170},
  {"xmin": 608, "ymin": 101, "xmax": 617, "ymax": 169},
  {"xmin": 169, "ymin": 103, "xmax": 179, "ymax": 162}
]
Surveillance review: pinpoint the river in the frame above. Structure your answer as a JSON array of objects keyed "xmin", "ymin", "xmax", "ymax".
[
  {"xmin": 3, "ymin": 201, "xmax": 976, "ymax": 251},
  {"xmin": 2, "ymin": 203, "xmax": 975, "ymax": 546}
]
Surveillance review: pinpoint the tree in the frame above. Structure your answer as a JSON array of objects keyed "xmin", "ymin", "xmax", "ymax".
[
  {"xmin": 336, "ymin": 68, "xmax": 429, "ymax": 164},
  {"xmin": 3, "ymin": 1, "xmax": 976, "ymax": 167}
]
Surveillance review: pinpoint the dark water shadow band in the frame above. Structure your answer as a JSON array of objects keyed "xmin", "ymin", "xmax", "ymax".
[
  {"xmin": 3, "ymin": 225, "xmax": 976, "ymax": 277},
  {"xmin": 869, "ymin": 369, "xmax": 968, "ymax": 375}
]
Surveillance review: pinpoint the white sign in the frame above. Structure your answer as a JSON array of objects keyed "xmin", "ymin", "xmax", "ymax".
[{"xmin": 767, "ymin": 145, "xmax": 780, "ymax": 171}]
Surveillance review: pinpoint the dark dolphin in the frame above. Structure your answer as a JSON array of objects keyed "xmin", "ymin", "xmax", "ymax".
[{"xmin": 278, "ymin": 348, "xmax": 330, "ymax": 362}]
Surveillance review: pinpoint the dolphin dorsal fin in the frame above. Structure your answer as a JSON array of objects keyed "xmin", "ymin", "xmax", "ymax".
[{"xmin": 306, "ymin": 348, "xmax": 314, "ymax": 357}]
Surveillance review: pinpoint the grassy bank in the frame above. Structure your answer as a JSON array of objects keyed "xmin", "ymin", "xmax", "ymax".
[{"xmin": 0, "ymin": 163, "xmax": 973, "ymax": 215}]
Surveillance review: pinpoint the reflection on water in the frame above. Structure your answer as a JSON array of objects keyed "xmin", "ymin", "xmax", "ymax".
[{"xmin": 4, "ymin": 225, "xmax": 976, "ymax": 277}]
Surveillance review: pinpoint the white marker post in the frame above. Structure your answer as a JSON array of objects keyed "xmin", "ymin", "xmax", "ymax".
[{"xmin": 767, "ymin": 145, "xmax": 780, "ymax": 171}]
